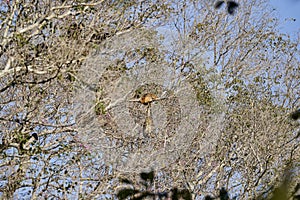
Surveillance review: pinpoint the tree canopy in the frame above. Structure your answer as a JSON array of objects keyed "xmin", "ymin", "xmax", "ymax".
[{"xmin": 0, "ymin": 0, "xmax": 299, "ymax": 199}]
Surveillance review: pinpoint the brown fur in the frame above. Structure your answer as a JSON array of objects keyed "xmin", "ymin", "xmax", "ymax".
[{"xmin": 140, "ymin": 93, "xmax": 158, "ymax": 104}]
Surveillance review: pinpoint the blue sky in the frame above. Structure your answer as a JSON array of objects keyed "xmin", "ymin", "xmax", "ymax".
[{"xmin": 270, "ymin": 0, "xmax": 300, "ymax": 34}]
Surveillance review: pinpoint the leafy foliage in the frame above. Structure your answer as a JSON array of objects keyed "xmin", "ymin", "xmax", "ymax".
[{"xmin": 117, "ymin": 171, "xmax": 192, "ymax": 200}]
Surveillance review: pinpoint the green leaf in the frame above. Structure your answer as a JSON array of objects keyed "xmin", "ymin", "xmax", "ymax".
[
  {"xmin": 140, "ymin": 171, "xmax": 154, "ymax": 183},
  {"xmin": 117, "ymin": 188, "xmax": 139, "ymax": 200}
]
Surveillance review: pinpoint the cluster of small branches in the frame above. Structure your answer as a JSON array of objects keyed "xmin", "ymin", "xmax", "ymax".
[{"xmin": 0, "ymin": 0, "xmax": 299, "ymax": 199}]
